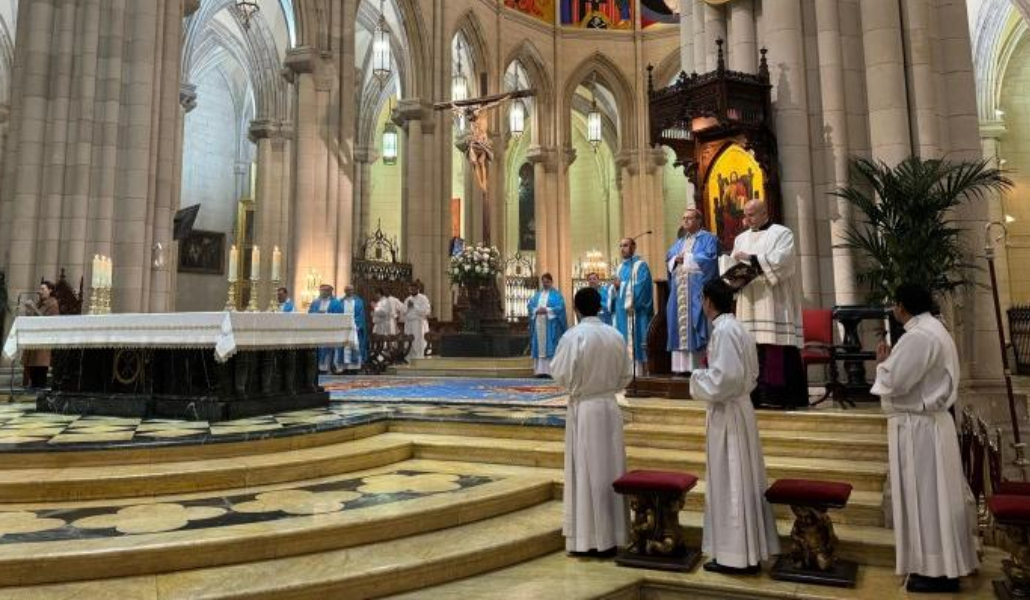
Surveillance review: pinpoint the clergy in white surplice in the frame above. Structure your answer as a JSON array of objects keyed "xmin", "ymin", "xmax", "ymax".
[
  {"xmin": 308, "ymin": 284, "xmax": 344, "ymax": 373},
  {"xmin": 730, "ymin": 200, "xmax": 807, "ymax": 408},
  {"xmin": 371, "ymin": 288, "xmax": 400, "ymax": 335},
  {"xmin": 871, "ymin": 283, "xmax": 977, "ymax": 594},
  {"xmin": 402, "ymin": 283, "xmax": 431, "ymax": 360},
  {"xmin": 690, "ymin": 279, "xmax": 780, "ymax": 574},
  {"xmin": 612, "ymin": 238, "xmax": 654, "ymax": 373},
  {"xmin": 666, "ymin": 209, "xmax": 719, "ymax": 375},
  {"xmin": 527, "ymin": 273, "xmax": 567, "ymax": 377},
  {"xmin": 340, "ymin": 286, "xmax": 367, "ymax": 373},
  {"xmin": 551, "ymin": 286, "xmax": 632, "ymax": 556}
]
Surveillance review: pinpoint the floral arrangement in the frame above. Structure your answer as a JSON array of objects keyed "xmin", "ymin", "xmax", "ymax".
[{"xmin": 449, "ymin": 243, "xmax": 501, "ymax": 286}]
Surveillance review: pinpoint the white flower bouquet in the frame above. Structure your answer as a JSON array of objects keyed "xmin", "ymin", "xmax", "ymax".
[{"xmin": 449, "ymin": 243, "xmax": 501, "ymax": 286}]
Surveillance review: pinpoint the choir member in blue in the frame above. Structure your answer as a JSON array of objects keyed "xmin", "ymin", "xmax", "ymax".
[
  {"xmin": 613, "ymin": 237, "xmax": 654, "ymax": 373},
  {"xmin": 586, "ymin": 272, "xmax": 614, "ymax": 326},
  {"xmin": 308, "ymin": 284, "xmax": 344, "ymax": 373},
  {"xmin": 276, "ymin": 287, "xmax": 295, "ymax": 313},
  {"xmin": 528, "ymin": 272, "xmax": 568, "ymax": 378},
  {"xmin": 666, "ymin": 209, "xmax": 719, "ymax": 375},
  {"xmin": 339, "ymin": 285, "xmax": 368, "ymax": 374}
]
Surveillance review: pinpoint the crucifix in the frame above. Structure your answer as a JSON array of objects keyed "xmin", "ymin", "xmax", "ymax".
[{"xmin": 434, "ymin": 85, "xmax": 535, "ymax": 246}]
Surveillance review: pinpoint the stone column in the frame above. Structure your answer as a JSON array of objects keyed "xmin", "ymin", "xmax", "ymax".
[
  {"xmin": 395, "ymin": 99, "xmax": 437, "ymax": 298},
  {"xmin": 680, "ymin": 0, "xmax": 694, "ymax": 75},
  {"xmin": 353, "ymin": 144, "xmax": 378, "ymax": 255},
  {"xmin": 704, "ymin": 2, "xmax": 727, "ymax": 72},
  {"xmin": 764, "ymin": 0, "xmax": 821, "ymax": 305},
  {"xmin": 527, "ymin": 145, "xmax": 560, "ymax": 279},
  {"xmin": 250, "ymin": 119, "xmax": 292, "ymax": 307},
  {"xmin": 644, "ymin": 147, "xmax": 669, "ymax": 266},
  {"xmin": 901, "ymin": 0, "xmax": 942, "ymax": 157},
  {"xmin": 815, "ymin": 0, "xmax": 857, "ymax": 306},
  {"xmin": 0, "ymin": 0, "xmax": 184, "ymax": 312},
  {"xmin": 861, "ymin": 0, "xmax": 912, "ymax": 164},
  {"xmin": 727, "ymin": 0, "xmax": 757, "ymax": 73},
  {"xmin": 692, "ymin": 0, "xmax": 707, "ymax": 74}
]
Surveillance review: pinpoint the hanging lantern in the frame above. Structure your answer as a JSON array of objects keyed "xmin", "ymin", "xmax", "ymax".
[
  {"xmin": 509, "ymin": 99, "xmax": 526, "ymax": 140},
  {"xmin": 235, "ymin": 0, "xmax": 260, "ymax": 29},
  {"xmin": 382, "ymin": 97, "xmax": 398, "ymax": 166},
  {"xmin": 452, "ymin": 39, "xmax": 469, "ymax": 102},
  {"xmin": 587, "ymin": 73, "xmax": 602, "ymax": 150},
  {"xmin": 372, "ymin": 1, "xmax": 391, "ymax": 83}
]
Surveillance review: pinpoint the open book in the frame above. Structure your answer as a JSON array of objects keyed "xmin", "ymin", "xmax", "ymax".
[{"xmin": 721, "ymin": 262, "xmax": 759, "ymax": 291}]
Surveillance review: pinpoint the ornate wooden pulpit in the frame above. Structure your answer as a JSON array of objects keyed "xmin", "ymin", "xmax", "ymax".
[{"xmin": 648, "ymin": 39, "xmax": 781, "ymax": 251}]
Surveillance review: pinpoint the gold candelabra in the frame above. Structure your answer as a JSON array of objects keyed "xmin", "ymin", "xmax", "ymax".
[
  {"xmin": 224, "ymin": 280, "xmax": 239, "ymax": 311},
  {"xmin": 89, "ymin": 285, "xmax": 111, "ymax": 315},
  {"xmin": 268, "ymin": 279, "xmax": 281, "ymax": 312},
  {"xmin": 246, "ymin": 275, "xmax": 260, "ymax": 312}
]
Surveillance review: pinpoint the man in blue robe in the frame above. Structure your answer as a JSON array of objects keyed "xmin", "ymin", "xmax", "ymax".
[
  {"xmin": 666, "ymin": 209, "xmax": 719, "ymax": 375},
  {"xmin": 276, "ymin": 287, "xmax": 295, "ymax": 313},
  {"xmin": 308, "ymin": 284, "xmax": 344, "ymax": 373},
  {"xmin": 587, "ymin": 272, "xmax": 614, "ymax": 326},
  {"xmin": 339, "ymin": 285, "xmax": 368, "ymax": 374},
  {"xmin": 528, "ymin": 272, "xmax": 568, "ymax": 378},
  {"xmin": 612, "ymin": 237, "xmax": 653, "ymax": 373}
]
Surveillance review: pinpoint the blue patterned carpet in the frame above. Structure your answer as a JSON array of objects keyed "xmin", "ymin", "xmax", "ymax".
[{"xmin": 322, "ymin": 376, "xmax": 567, "ymax": 407}]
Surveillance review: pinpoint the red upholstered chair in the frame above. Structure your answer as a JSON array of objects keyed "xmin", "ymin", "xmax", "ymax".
[
  {"xmin": 989, "ymin": 494, "xmax": 1030, "ymax": 598},
  {"xmin": 611, "ymin": 470, "xmax": 701, "ymax": 571},
  {"xmin": 765, "ymin": 479, "xmax": 857, "ymax": 587},
  {"xmin": 802, "ymin": 309, "xmax": 839, "ymax": 406}
]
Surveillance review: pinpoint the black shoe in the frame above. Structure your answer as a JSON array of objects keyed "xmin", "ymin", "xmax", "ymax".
[
  {"xmin": 905, "ymin": 574, "xmax": 960, "ymax": 593},
  {"xmin": 703, "ymin": 560, "xmax": 760, "ymax": 575}
]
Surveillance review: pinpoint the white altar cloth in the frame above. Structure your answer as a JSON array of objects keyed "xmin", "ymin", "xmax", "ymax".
[{"xmin": 2, "ymin": 312, "xmax": 358, "ymax": 364}]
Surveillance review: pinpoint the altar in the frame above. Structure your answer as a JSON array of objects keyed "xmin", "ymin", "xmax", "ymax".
[{"xmin": 2, "ymin": 312, "xmax": 357, "ymax": 421}]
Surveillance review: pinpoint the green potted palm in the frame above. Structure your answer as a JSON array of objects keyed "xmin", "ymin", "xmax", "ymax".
[{"xmin": 834, "ymin": 156, "xmax": 1012, "ymax": 338}]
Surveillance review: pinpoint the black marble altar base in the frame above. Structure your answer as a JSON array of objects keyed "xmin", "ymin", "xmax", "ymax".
[
  {"xmin": 439, "ymin": 333, "xmax": 528, "ymax": 358},
  {"xmin": 38, "ymin": 347, "xmax": 327, "ymax": 422},
  {"xmin": 37, "ymin": 391, "xmax": 329, "ymax": 422}
]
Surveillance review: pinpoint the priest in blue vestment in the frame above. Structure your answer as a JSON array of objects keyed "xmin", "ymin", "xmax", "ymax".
[
  {"xmin": 339, "ymin": 285, "xmax": 368, "ymax": 374},
  {"xmin": 309, "ymin": 284, "xmax": 344, "ymax": 373},
  {"xmin": 276, "ymin": 286, "xmax": 295, "ymax": 313},
  {"xmin": 587, "ymin": 272, "xmax": 614, "ymax": 326},
  {"xmin": 528, "ymin": 273, "xmax": 568, "ymax": 377},
  {"xmin": 613, "ymin": 237, "xmax": 653, "ymax": 373},
  {"xmin": 666, "ymin": 209, "xmax": 719, "ymax": 375}
]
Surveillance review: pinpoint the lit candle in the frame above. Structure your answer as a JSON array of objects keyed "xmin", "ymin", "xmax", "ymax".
[
  {"xmin": 271, "ymin": 246, "xmax": 281, "ymax": 281},
  {"xmin": 250, "ymin": 246, "xmax": 260, "ymax": 281},
  {"xmin": 228, "ymin": 245, "xmax": 238, "ymax": 282},
  {"xmin": 91, "ymin": 255, "xmax": 100, "ymax": 288},
  {"xmin": 103, "ymin": 257, "xmax": 112, "ymax": 288}
]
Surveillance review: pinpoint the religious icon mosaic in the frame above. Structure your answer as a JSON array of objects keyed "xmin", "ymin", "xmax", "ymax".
[{"xmin": 705, "ymin": 143, "xmax": 766, "ymax": 251}]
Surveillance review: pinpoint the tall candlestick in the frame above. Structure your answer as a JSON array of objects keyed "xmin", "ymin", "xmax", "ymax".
[
  {"xmin": 271, "ymin": 246, "xmax": 281, "ymax": 282},
  {"xmin": 91, "ymin": 255, "xmax": 100, "ymax": 288},
  {"xmin": 228, "ymin": 245, "xmax": 238, "ymax": 282},
  {"xmin": 106, "ymin": 257, "xmax": 113, "ymax": 288},
  {"xmin": 250, "ymin": 245, "xmax": 260, "ymax": 281}
]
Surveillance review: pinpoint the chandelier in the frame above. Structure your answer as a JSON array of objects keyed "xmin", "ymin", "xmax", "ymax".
[
  {"xmin": 578, "ymin": 249, "xmax": 609, "ymax": 279},
  {"xmin": 235, "ymin": 0, "xmax": 260, "ymax": 30},
  {"xmin": 382, "ymin": 99, "xmax": 398, "ymax": 165},
  {"xmin": 509, "ymin": 69, "xmax": 526, "ymax": 140},
  {"xmin": 372, "ymin": 0, "xmax": 392, "ymax": 83}
]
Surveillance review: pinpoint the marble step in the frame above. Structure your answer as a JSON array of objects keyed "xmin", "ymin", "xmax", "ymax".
[
  {"xmin": 390, "ymin": 357, "xmax": 534, "ymax": 378},
  {"xmin": 0, "ymin": 434, "xmax": 415, "ymax": 502},
  {"xmin": 407, "ymin": 433, "xmax": 888, "ymax": 492},
  {"xmin": 0, "ymin": 501, "xmax": 565, "ymax": 600},
  {"xmin": 0, "ymin": 420, "xmax": 388, "ymax": 469},
  {"xmin": 625, "ymin": 399, "xmax": 888, "ymax": 435},
  {"xmin": 623, "ymin": 423, "xmax": 888, "ymax": 462},
  {"xmin": 0, "ymin": 472, "xmax": 555, "ymax": 587},
  {"xmin": 390, "ymin": 547, "xmax": 1006, "ymax": 600}
]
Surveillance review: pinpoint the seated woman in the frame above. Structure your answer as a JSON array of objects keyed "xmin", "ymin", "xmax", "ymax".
[{"xmin": 21, "ymin": 280, "xmax": 60, "ymax": 388}]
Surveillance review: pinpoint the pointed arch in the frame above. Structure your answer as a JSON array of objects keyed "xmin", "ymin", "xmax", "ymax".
[
  {"xmin": 452, "ymin": 9, "xmax": 492, "ymax": 96},
  {"xmin": 652, "ymin": 47, "xmax": 684, "ymax": 89},
  {"xmin": 561, "ymin": 52, "xmax": 637, "ymax": 151},
  {"xmin": 503, "ymin": 40, "xmax": 555, "ymax": 146}
]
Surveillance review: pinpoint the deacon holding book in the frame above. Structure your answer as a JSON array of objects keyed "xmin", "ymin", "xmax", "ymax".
[
  {"xmin": 612, "ymin": 238, "xmax": 654, "ymax": 373},
  {"xmin": 728, "ymin": 200, "xmax": 806, "ymax": 408},
  {"xmin": 666, "ymin": 209, "xmax": 719, "ymax": 375}
]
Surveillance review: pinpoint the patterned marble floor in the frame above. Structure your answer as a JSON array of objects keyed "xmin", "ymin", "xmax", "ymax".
[
  {"xmin": 323, "ymin": 375, "xmax": 567, "ymax": 406},
  {"xmin": 0, "ymin": 401, "xmax": 565, "ymax": 451}
]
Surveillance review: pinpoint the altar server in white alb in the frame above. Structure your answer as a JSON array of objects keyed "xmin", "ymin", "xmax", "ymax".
[
  {"xmin": 551, "ymin": 286, "xmax": 631, "ymax": 556},
  {"xmin": 371, "ymin": 288, "xmax": 401, "ymax": 335},
  {"xmin": 730, "ymin": 200, "xmax": 806, "ymax": 408},
  {"xmin": 402, "ymin": 283, "xmax": 431, "ymax": 360},
  {"xmin": 871, "ymin": 283, "xmax": 977, "ymax": 594},
  {"xmin": 690, "ymin": 279, "xmax": 780, "ymax": 574},
  {"xmin": 527, "ymin": 273, "xmax": 567, "ymax": 377}
]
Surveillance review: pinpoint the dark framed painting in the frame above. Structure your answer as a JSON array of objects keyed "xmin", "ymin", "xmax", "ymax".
[{"xmin": 178, "ymin": 230, "xmax": 225, "ymax": 275}]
